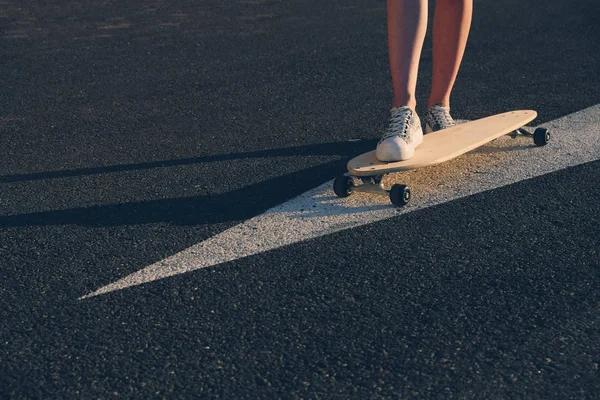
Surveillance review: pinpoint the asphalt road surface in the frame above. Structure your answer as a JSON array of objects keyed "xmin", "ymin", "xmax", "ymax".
[{"xmin": 1, "ymin": 0, "xmax": 599, "ymax": 398}]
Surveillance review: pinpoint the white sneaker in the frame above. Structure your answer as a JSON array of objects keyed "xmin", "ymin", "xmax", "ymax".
[
  {"xmin": 425, "ymin": 104, "xmax": 456, "ymax": 133},
  {"xmin": 376, "ymin": 106, "xmax": 423, "ymax": 162}
]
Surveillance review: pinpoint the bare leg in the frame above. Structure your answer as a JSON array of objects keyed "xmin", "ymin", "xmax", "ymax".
[
  {"xmin": 427, "ymin": 0, "xmax": 473, "ymax": 110},
  {"xmin": 387, "ymin": 0, "xmax": 428, "ymax": 111}
]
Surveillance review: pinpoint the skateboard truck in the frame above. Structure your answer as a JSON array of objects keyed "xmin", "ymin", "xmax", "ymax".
[
  {"xmin": 510, "ymin": 127, "xmax": 532, "ymax": 138},
  {"xmin": 510, "ymin": 127, "xmax": 550, "ymax": 146},
  {"xmin": 334, "ymin": 174, "xmax": 411, "ymax": 207}
]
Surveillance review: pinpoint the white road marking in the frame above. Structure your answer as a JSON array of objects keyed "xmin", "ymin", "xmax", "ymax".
[{"xmin": 81, "ymin": 105, "xmax": 600, "ymax": 299}]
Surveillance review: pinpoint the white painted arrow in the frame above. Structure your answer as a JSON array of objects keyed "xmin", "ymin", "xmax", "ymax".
[{"xmin": 81, "ymin": 104, "xmax": 600, "ymax": 299}]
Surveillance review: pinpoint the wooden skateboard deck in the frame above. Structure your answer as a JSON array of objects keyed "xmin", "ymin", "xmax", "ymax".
[
  {"xmin": 333, "ymin": 109, "xmax": 550, "ymax": 206},
  {"xmin": 348, "ymin": 110, "xmax": 537, "ymax": 176}
]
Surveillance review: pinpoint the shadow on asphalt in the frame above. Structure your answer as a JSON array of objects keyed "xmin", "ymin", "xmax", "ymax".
[
  {"xmin": 0, "ymin": 140, "xmax": 375, "ymax": 183},
  {"xmin": 0, "ymin": 140, "xmax": 379, "ymax": 228}
]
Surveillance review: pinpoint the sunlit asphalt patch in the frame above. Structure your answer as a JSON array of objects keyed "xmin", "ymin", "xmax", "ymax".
[{"xmin": 81, "ymin": 104, "xmax": 600, "ymax": 299}]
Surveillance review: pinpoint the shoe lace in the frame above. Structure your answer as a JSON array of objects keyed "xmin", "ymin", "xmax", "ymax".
[{"xmin": 382, "ymin": 107, "xmax": 412, "ymax": 140}]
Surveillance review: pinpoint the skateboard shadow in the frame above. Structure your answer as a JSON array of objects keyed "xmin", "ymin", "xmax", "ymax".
[
  {"xmin": 0, "ymin": 140, "xmax": 376, "ymax": 184},
  {"xmin": 0, "ymin": 140, "xmax": 384, "ymax": 229}
]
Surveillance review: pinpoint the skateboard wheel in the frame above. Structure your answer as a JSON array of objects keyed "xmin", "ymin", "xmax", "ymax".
[
  {"xmin": 333, "ymin": 175, "xmax": 354, "ymax": 198},
  {"xmin": 533, "ymin": 127, "xmax": 550, "ymax": 146},
  {"xmin": 390, "ymin": 184, "xmax": 411, "ymax": 207}
]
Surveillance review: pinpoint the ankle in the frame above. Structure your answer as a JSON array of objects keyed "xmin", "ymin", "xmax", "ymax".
[
  {"xmin": 392, "ymin": 103, "xmax": 417, "ymax": 113},
  {"xmin": 392, "ymin": 93, "xmax": 417, "ymax": 112},
  {"xmin": 427, "ymin": 101, "xmax": 450, "ymax": 110}
]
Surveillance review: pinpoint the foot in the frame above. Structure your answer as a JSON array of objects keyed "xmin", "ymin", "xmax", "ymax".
[
  {"xmin": 425, "ymin": 104, "xmax": 456, "ymax": 133},
  {"xmin": 376, "ymin": 106, "xmax": 423, "ymax": 162}
]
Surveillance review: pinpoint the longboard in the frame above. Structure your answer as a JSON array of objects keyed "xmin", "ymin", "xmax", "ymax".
[{"xmin": 333, "ymin": 110, "xmax": 550, "ymax": 206}]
